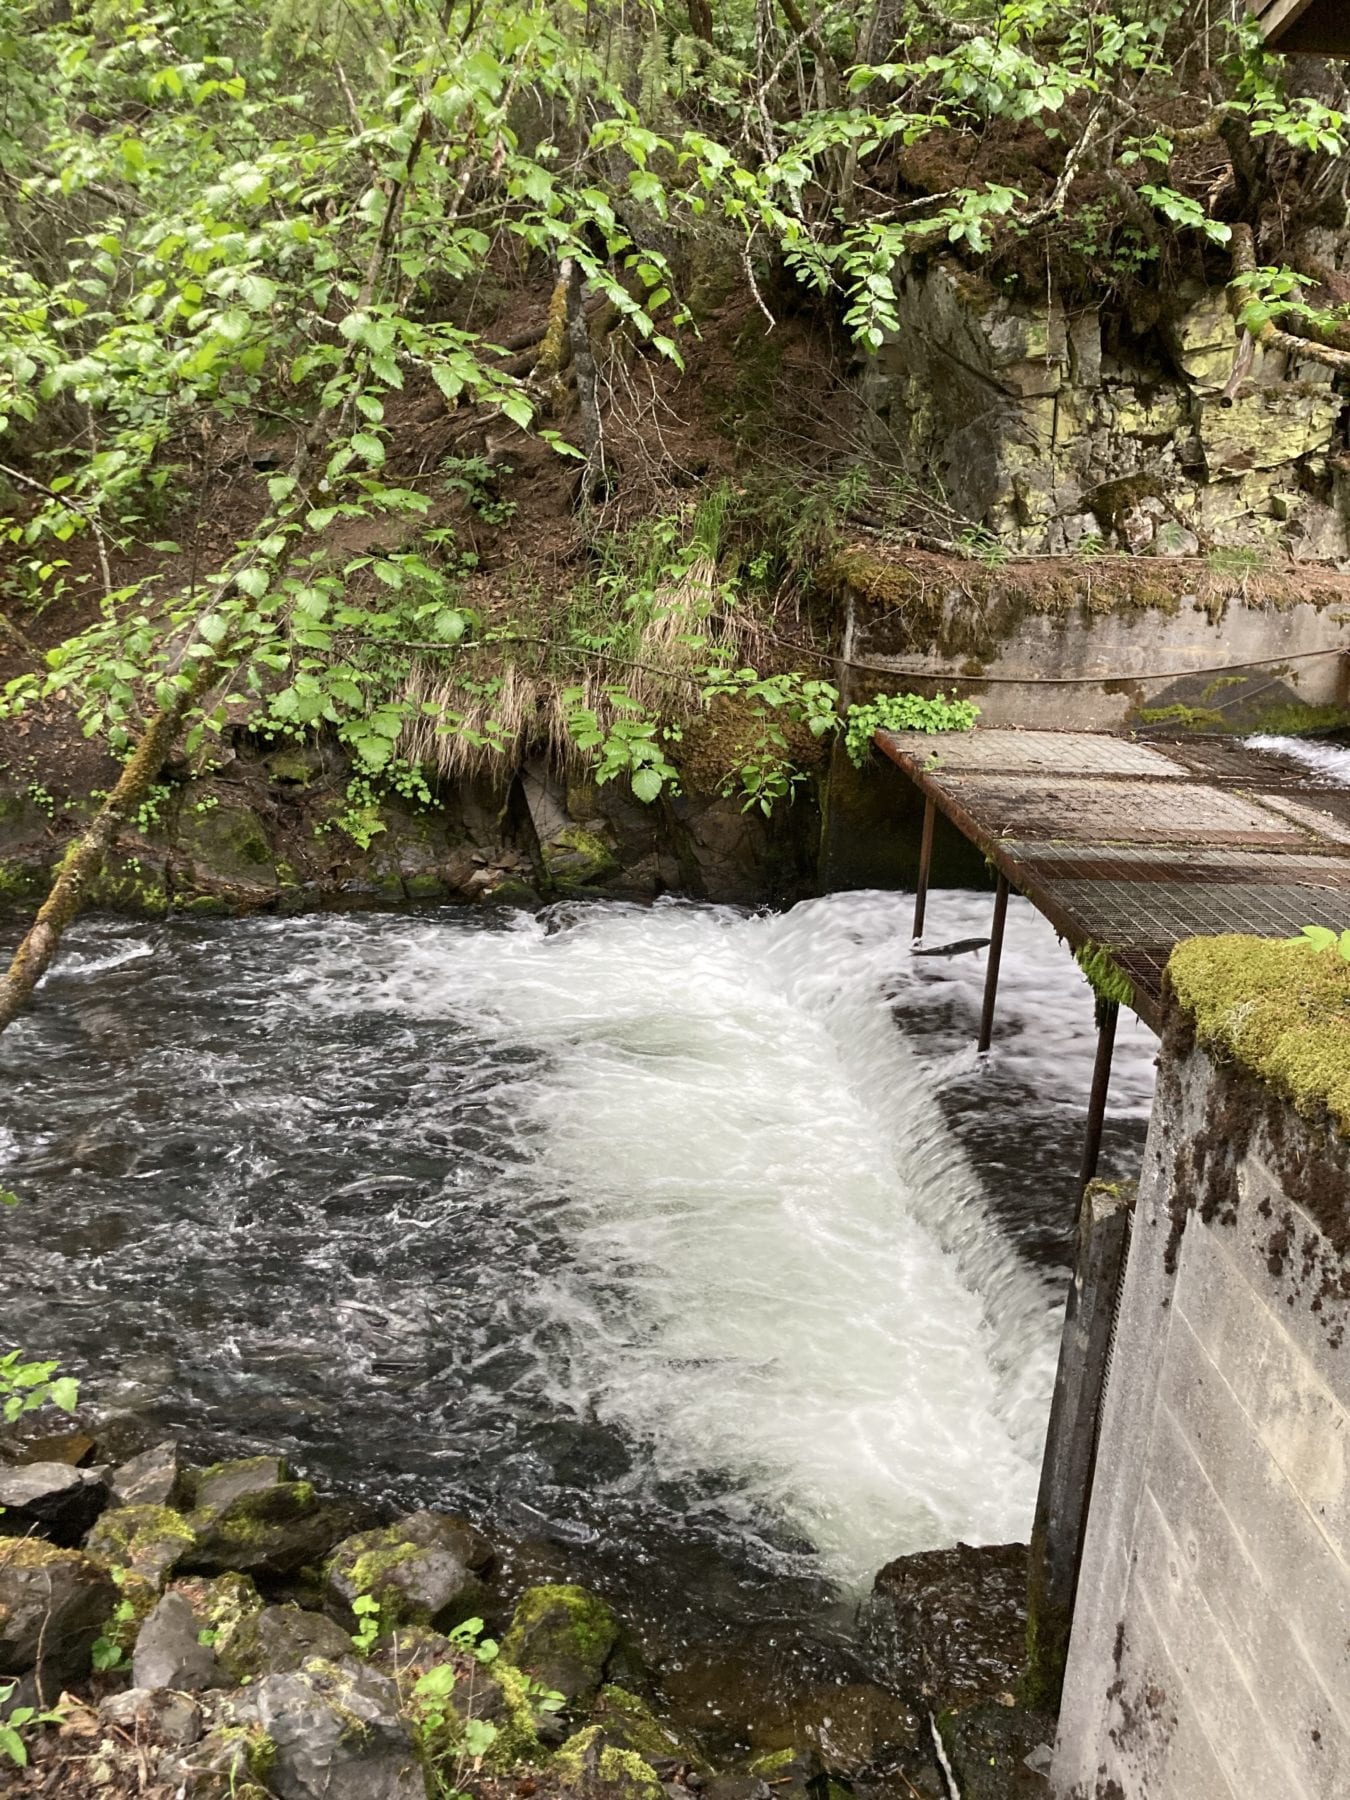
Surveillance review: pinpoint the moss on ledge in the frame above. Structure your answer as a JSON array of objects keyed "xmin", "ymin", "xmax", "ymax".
[{"xmin": 1168, "ymin": 933, "xmax": 1350, "ymax": 1130}]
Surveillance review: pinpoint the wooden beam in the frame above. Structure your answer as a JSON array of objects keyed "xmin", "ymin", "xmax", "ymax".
[{"xmin": 1249, "ymin": 0, "xmax": 1350, "ymax": 56}]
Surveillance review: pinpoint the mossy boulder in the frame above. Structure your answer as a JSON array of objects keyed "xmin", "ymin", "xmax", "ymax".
[
  {"xmin": 1169, "ymin": 933, "xmax": 1350, "ymax": 1129},
  {"xmin": 0, "ymin": 1538, "xmax": 118, "ymax": 1693},
  {"xmin": 86, "ymin": 1502, "xmax": 196, "ymax": 1588},
  {"xmin": 592, "ymin": 1686, "xmax": 699, "ymax": 1769},
  {"xmin": 543, "ymin": 825, "xmax": 620, "ymax": 889},
  {"xmin": 183, "ymin": 1460, "xmax": 346, "ymax": 1577},
  {"xmin": 554, "ymin": 1725, "xmax": 664, "ymax": 1800},
  {"xmin": 215, "ymin": 1602, "xmax": 354, "ymax": 1683},
  {"xmin": 371, "ymin": 1627, "xmax": 546, "ymax": 1772},
  {"xmin": 500, "ymin": 1584, "xmax": 620, "ymax": 1712},
  {"xmin": 324, "ymin": 1510, "xmax": 491, "ymax": 1634},
  {"xmin": 190, "ymin": 1454, "xmax": 287, "ymax": 1513},
  {"xmin": 177, "ymin": 802, "xmax": 277, "ymax": 887},
  {"xmin": 171, "ymin": 1569, "xmax": 264, "ymax": 1641}
]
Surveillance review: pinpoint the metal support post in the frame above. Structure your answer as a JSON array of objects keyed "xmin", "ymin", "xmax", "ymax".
[
  {"xmin": 1076, "ymin": 1000, "xmax": 1119, "ymax": 1197},
  {"xmin": 1024, "ymin": 1178, "xmax": 1135, "ymax": 1711},
  {"xmin": 912, "ymin": 796, "xmax": 936, "ymax": 940},
  {"xmin": 976, "ymin": 873, "xmax": 1009, "ymax": 1053}
]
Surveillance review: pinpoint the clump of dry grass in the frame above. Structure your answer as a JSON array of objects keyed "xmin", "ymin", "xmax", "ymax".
[{"xmin": 398, "ymin": 484, "xmax": 779, "ymax": 781}]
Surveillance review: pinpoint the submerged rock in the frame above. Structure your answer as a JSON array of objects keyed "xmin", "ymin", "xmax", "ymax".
[
  {"xmin": 133, "ymin": 1591, "xmax": 225, "ymax": 1692},
  {"xmin": 592, "ymin": 1684, "xmax": 700, "ymax": 1769},
  {"xmin": 0, "ymin": 1539, "xmax": 118, "ymax": 1696},
  {"xmin": 0, "ymin": 1459, "xmax": 108, "ymax": 1545},
  {"xmin": 324, "ymin": 1510, "xmax": 490, "ymax": 1632},
  {"xmin": 747, "ymin": 1682, "xmax": 922, "ymax": 1776},
  {"xmin": 217, "ymin": 1656, "xmax": 427, "ymax": 1800},
  {"xmin": 500, "ymin": 1582, "xmax": 620, "ymax": 1709},
  {"xmin": 863, "ymin": 1541, "xmax": 1029, "ymax": 1710},
  {"xmin": 704, "ymin": 1746, "xmax": 828, "ymax": 1800},
  {"xmin": 937, "ymin": 1701, "xmax": 1054, "ymax": 1799},
  {"xmin": 87, "ymin": 1500, "xmax": 196, "ymax": 1587}
]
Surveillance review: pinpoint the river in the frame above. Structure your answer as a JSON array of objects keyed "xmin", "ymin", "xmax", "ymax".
[{"xmin": 0, "ymin": 888, "xmax": 1155, "ymax": 1717}]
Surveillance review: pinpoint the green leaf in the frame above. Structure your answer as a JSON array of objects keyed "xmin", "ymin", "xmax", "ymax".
[
  {"xmin": 631, "ymin": 768, "xmax": 663, "ymax": 804},
  {"xmin": 235, "ymin": 567, "xmax": 269, "ymax": 600},
  {"xmin": 1297, "ymin": 925, "xmax": 1337, "ymax": 952},
  {"xmin": 240, "ymin": 274, "xmax": 277, "ymax": 311},
  {"xmin": 351, "ymin": 432, "xmax": 386, "ymax": 467}
]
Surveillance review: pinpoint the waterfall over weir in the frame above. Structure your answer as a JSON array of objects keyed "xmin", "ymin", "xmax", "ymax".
[{"xmin": 0, "ymin": 890, "xmax": 1156, "ymax": 1596}]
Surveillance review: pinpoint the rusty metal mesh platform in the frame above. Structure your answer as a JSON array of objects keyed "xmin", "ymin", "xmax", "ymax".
[{"xmin": 876, "ymin": 728, "xmax": 1350, "ymax": 1031}]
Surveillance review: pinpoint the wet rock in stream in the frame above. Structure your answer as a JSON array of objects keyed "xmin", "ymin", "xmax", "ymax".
[
  {"xmin": 0, "ymin": 1427, "xmax": 1019, "ymax": 1800},
  {"xmin": 863, "ymin": 1540, "xmax": 1031, "ymax": 1710}
]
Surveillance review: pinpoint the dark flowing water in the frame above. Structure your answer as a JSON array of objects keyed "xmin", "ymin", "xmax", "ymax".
[{"xmin": 0, "ymin": 890, "xmax": 1153, "ymax": 1738}]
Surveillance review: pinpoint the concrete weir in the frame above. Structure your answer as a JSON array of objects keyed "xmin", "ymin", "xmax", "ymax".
[{"xmin": 877, "ymin": 725, "xmax": 1350, "ymax": 1799}]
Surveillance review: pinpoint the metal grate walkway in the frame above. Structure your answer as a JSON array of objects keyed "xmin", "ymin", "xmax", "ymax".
[{"xmin": 875, "ymin": 727, "xmax": 1350, "ymax": 1032}]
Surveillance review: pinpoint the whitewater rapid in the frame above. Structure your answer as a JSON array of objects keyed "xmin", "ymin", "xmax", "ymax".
[{"xmin": 288, "ymin": 889, "xmax": 1153, "ymax": 1583}]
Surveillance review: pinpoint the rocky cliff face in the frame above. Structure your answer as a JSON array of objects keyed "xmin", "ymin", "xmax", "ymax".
[{"xmin": 862, "ymin": 258, "xmax": 1349, "ymax": 559}]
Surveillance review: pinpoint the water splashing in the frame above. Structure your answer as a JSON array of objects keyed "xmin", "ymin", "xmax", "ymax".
[{"xmin": 0, "ymin": 890, "xmax": 1154, "ymax": 1595}]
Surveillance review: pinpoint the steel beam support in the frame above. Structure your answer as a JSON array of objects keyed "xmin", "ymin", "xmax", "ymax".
[
  {"xmin": 912, "ymin": 796, "xmax": 936, "ymax": 940},
  {"xmin": 1077, "ymin": 1000, "xmax": 1119, "ymax": 1197},
  {"xmin": 976, "ymin": 873, "xmax": 1010, "ymax": 1053}
]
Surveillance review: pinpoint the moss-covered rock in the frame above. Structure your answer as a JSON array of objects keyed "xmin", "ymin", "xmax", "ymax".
[
  {"xmin": 554, "ymin": 1725, "xmax": 664, "ymax": 1800},
  {"xmin": 183, "ymin": 1465, "xmax": 346, "ymax": 1577},
  {"xmin": 500, "ymin": 1584, "xmax": 620, "ymax": 1709},
  {"xmin": 542, "ymin": 825, "xmax": 620, "ymax": 888},
  {"xmin": 177, "ymin": 802, "xmax": 277, "ymax": 887},
  {"xmin": 171, "ymin": 1569, "xmax": 264, "ymax": 1642},
  {"xmin": 85, "ymin": 1502, "xmax": 196, "ymax": 1588},
  {"xmin": 1169, "ymin": 932, "xmax": 1350, "ymax": 1129},
  {"xmin": 324, "ymin": 1510, "xmax": 491, "ymax": 1634},
  {"xmin": 592, "ymin": 1686, "xmax": 698, "ymax": 1768},
  {"xmin": 215, "ymin": 1602, "xmax": 354, "ymax": 1684}
]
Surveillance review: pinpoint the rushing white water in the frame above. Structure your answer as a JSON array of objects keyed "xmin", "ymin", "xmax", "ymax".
[
  {"xmin": 1246, "ymin": 733, "xmax": 1350, "ymax": 786},
  {"xmin": 282, "ymin": 888, "xmax": 1152, "ymax": 1586},
  {"xmin": 2, "ymin": 888, "xmax": 1156, "ymax": 1595}
]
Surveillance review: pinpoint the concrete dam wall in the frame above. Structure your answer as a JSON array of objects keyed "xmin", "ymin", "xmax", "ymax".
[{"xmin": 1053, "ymin": 1001, "xmax": 1350, "ymax": 1798}]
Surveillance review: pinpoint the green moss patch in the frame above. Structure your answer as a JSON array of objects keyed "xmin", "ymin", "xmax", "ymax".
[
  {"xmin": 85, "ymin": 1503, "xmax": 195, "ymax": 1586},
  {"xmin": 1169, "ymin": 933, "xmax": 1350, "ymax": 1130},
  {"xmin": 500, "ymin": 1584, "xmax": 620, "ymax": 1706},
  {"xmin": 554, "ymin": 1726, "xmax": 664, "ymax": 1800}
]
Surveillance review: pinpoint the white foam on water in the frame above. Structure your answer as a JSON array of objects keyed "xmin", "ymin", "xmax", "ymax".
[
  {"xmin": 293, "ymin": 890, "xmax": 1151, "ymax": 1587},
  {"xmin": 1245, "ymin": 734, "xmax": 1350, "ymax": 787}
]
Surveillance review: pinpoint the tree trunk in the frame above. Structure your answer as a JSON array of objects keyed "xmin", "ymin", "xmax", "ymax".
[
  {"xmin": 0, "ymin": 59, "xmax": 442, "ymax": 1038},
  {"xmin": 0, "ymin": 658, "xmax": 217, "ymax": 1033}
]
